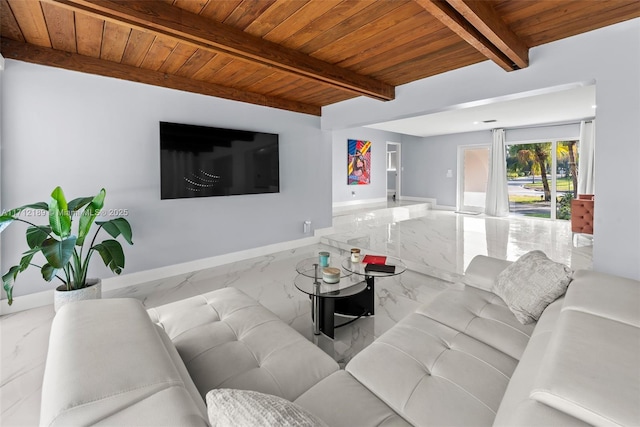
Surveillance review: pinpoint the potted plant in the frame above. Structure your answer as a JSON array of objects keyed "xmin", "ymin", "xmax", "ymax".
[{"xmin": 1, "ymin": 186, "xmax": 133, "ymax": 311}]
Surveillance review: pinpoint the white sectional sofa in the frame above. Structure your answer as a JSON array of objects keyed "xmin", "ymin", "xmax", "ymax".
[
  {"xmin": 297, "ymin": 257, "xmax": 640, "ymax": 426},
  {"xmin": 39, "ymin": 256, "xmax": 639, "ymax": 426},
  {"xmin": 40, "ymin": 287, "xmax": 339, "ymax": 426}
]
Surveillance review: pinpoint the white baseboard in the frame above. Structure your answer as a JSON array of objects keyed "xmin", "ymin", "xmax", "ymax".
[
  {"xmin": 400, "ymin": 196, "xmax": 437, "ymax": 205},
  {"xmin": 398, "ymin": 196, "xmax": 454, "ymax": 211},
  {"xmin": 332, "ymin": 197, "xmax": 387, "ymax": 210},
  {"xmin": 0, "ymin": 289, "xmax": 55, "ymax": 316},
  {"xmin": 435, "ymin": 205, "xmax": 456, "ymax": 211},
  {"xmin": 1, "ymin": 232, "xmax": 331, "ymax": 315},
  {"xmin": 333, "ymin": 196, "xmax": 440, "ymax": 209}
]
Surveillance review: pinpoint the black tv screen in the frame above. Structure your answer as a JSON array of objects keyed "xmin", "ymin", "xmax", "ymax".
[{"xmin": 160, "ymin": 122, "xmax": 280, "ymax": 200}]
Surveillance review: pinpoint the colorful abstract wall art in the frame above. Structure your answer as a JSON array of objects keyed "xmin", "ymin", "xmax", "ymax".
[{"xmin": 348, "ymin": 139, "xmax": 371, "ymax": 185}]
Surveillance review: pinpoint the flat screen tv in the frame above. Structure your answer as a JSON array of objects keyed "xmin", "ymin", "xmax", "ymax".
[{"xmin": 160, "ymin": 121, "xmax": 280, "ymax": 200}]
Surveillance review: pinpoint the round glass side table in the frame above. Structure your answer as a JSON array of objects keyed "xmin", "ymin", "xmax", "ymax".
[
  {"xmin": 293, "ymin": 255, "xmax": 406, "ymax": 338},
  {"xmin": 341, "ymin": 256, "xmax": 407, "ymax": 278},
  {"xmin": 337, "ymin": 255, "xmax": 407, "ymax": 333},
  {"xmin": 294, "ymin": 257, "xmax": 364, "ymax": 338}
]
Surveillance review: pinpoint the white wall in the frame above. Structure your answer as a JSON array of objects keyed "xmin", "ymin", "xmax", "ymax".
[
  {"xmin": 402, "ymin": 124, "xmax": 581, "ymax": 207},
  {"xmin": 332, "ymin": 127, "xmax": 402, "ymax": 205},
  {"xmin": 402, "ymin": 131, "xmax": 490, "ymax": 207},
  {"xmin": 1, "ymin": 60, "xmax": 332, "ymax": 299},
  {"xmin": 506, "ymin": 123, "xmax": 580, "ymax": 143},
  {"xmin": 324, "ymin": 19, "xmax": 640, "ymax": 280}
]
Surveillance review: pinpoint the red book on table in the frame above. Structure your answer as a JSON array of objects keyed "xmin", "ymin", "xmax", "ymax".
[{"xmin": 362, "ymin": 255, "xmax": 387, "ymax": 265}]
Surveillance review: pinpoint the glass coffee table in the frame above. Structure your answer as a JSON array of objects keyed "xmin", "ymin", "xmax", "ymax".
[{"xmin": 294, "ymin": 256, "xmax": 406, "ymax": 338}]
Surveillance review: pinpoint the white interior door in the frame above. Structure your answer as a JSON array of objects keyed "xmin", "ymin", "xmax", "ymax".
[
  {"xmin": 457, "ymin": 145, "xmax": 490, "ymax": 212},
  {"xmin": 386, "ymin": 142, "xmax": 401, "ymax": 200}
]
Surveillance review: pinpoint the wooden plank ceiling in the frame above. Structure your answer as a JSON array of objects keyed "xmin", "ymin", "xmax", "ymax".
[{"xmin": 2, "ymin": 0, "xmax": 639, "ymax": 116}]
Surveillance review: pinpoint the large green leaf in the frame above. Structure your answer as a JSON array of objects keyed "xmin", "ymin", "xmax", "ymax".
[
  {"xmin": 67, "ymin": 196, "xmax": 94, "ymax": 213},
  {"xmin": 18, "ymin": 250, "xmax": 38, "ymax": 272},
  {"xmin": 41, "ymin": 264, "xmax": 59, "ymax": 282},
  {"xmin": 26, "ymin": 226, "xmax": 52, "ymax": 249},
  {"xmin": 96, "ymin": 218, "xmax": 133, "ymax": 245},
  {"xmin": 2, "ymin": 265, "xmax": 21, "ymax": 305},
  {"xmin": 77, "ymin": 189, "xmax": 106, "ymax": 247},
  {"xmin": 41, "ymin": 236, "xmax": 77, "ymax": 269},
  {"xmin": 94, "ymin": 239, "xmax": 125, "ymax": 274},
  {"xmin": 49, "ymin": 187, "xmax": 71, "ymax": 238},
  {"xmin": 0, "ymin": 202, "xmax": 48, "ymax": 233}
]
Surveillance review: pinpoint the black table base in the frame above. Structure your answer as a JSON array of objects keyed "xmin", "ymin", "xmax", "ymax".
[{"xmin": 314, "ymin": 277, "xmax": 374, "ymax": 339}]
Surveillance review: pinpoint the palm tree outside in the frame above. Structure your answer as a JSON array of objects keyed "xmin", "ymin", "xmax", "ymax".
[{"xmin": 506, "ymin": 141, "xmax": 579, "ymax": 219}]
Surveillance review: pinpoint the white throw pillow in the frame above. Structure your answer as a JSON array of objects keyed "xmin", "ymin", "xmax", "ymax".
[
  {"xmin": 206, "ymin": 388, "xmax": 328, "ymax": 427},
  {"xmin": 494, "ymin": 251, "xmax": 573, "ymax": 324}
]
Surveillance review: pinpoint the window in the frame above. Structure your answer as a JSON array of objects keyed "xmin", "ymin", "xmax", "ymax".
[
  {"xmin": 506, "ymin": 140, "xmax": 579, "ymax": 220},
  {"xmin": 387, "ymin": 150, "xmax": 397, "ymax": 171}
]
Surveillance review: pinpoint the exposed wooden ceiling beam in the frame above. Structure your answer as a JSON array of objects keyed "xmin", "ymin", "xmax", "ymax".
[
  {"xmin": 446, "ymin": 0, "xmax": 528, "ymax": 69},
  {"xmin": 0, "ymin": 37, "xmax": 321, "ymax": 115},
  {"xmin": 414, "ymin": 0, "xmax": 522, "ymax": 71},
  {"xmin": 46, "ymin": 0, "xmax": 395, "ymax": 101}
]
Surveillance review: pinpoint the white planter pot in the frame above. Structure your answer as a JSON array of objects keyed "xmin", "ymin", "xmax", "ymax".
[{"xmin": 54, "ymin": 279, "xmax": 102, "ymax": 313}]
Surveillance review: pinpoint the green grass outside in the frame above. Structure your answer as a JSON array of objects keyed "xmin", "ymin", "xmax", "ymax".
[
  {"xmin": 522, "ymin": 177, "xmax": 574, "ymax": 192},
  {"xmin": 509, "ymin": 195, "xmax": 545, "ymax": 204},
  {"xmin": 524, "ymin": 213, "xmax": 551, "ymax": 218}
]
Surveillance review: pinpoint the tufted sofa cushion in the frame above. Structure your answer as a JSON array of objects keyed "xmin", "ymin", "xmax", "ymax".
[
  {"xmin": 148, "ymin": 287, "xmax": 339, "ymax": 402},
  {"xmin": 295, "ymin": 371, "xmax": 412, "ymax": 427},
  {"xmin": 345, "ymin": 286, "xmax": 535, "ymax": 426},
  {"xmin": 417, "ymin": 286, "xmax": 535, "ymax": 360},
  {"xmin": 571, "ymin": 198, "xmax": 594, "ymax": 234}
]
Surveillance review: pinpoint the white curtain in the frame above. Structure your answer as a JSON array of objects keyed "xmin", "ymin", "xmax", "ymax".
[
  {"xmin": 578, "ymin": 120, "xmax": 595, "ymax": 195},
  {"xmin": 485, "ymin": 128, "xmax": 510, "ymax": 217}
]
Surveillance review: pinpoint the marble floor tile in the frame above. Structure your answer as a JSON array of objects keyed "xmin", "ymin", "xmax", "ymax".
[
  {"xmin": 324, "ymin": 208, "xmax": 592, "ymax": 282},
  {"xmin": 376, "ymin": 270, "xmax": 449, "ymax": 305},
  {"xmin": 104, "ymin": 275, "xmax": 202, "ymax": 308}
]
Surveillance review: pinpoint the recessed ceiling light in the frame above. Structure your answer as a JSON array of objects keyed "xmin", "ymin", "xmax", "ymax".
[
  {"xmin": 473, "ymin": 121, "xmax": 480, "ymax": 125},
  {"xmin": 591, "ymin": 104, "xmax": 597, "ymax": 109}
]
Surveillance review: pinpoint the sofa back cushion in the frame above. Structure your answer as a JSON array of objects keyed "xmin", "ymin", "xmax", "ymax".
[
  {"xmin": 295, "ymin": 371, "xmax": 412, "ymax": 427},
  {"xmin": 462, "ymin": 255, "xmax": 512, "ymax": 292},
  {"xmin": 40, "ymin": 299, "xmax": 208, "ymax": 427},
  {"xmin": 417, "ymin": 286, "xmax": 535, "ymax": 360},
  {"xmin": 571, "ymin": 198, "xmax": 594, "ymax": 234},
  {"xmin": 492, "ymin": 297, "xmax": 575, "ymax": 426},
  {"xmin": 530, "ymin": 271, "xmax": 640, "ymax": 426},
  {"xmin": 495, "ymin": 270, "xmax": 640, "ymax": 426}
]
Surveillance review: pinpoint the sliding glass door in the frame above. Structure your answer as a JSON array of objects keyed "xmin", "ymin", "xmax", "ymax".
[
  {"xmin": 556, "ymin": 141, "xmax": 579, "ymax": 220},
  {"xmin": 506, "ymin": 140, "xmax": 579, "ymax": 220},
  {"xmin": 506, "ymin": 142, "xmax": 552, "ymax": 218},
  {"xmin": 458, "ymin": 146, "xmax": 490, "ymax": 213}
]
